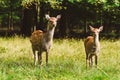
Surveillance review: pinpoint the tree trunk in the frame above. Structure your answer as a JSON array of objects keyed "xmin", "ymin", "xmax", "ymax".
[
  {"xmin": 21, "ymin": 8, "xmax": 34, "ymax": 36},
  {"xmin": 36, "ymin": 2, "xmax": 45, "ymax": 31},
  {"xmin": 59, "ymin": 0, "xmax": 67, "ymax": 37},
  {"xmin": 39, "ymin": 2, "xmax": 45, "ymax": 30}
]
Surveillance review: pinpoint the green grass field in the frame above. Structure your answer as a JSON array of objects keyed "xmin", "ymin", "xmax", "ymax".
[{"xmin": 0, "ymin": 36, "xmax": 120, "ymax": 80}]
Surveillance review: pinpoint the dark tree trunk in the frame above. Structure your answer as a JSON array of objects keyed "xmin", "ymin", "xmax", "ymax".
[
  {"xmin": 84, "ymin": 19, "xmax": 88, "ymax": 33},
  {"xmin": 36, "ymin": 2, "xmax": 45, "ymax": 31},
  {"xmin": 39, "ymin": 2, "xmax": 45, "ymax": 30},
  {"xmin": 21, "ymin": 8, "xmax": 34, "ymax": 36},
  {"xmin": 59, "ymin": 0, "xmax": 67, "ymax": 38}
]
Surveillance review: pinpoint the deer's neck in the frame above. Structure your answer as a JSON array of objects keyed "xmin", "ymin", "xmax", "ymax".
[
  {"xmin": 94, "ymin": 34, "xmax": 100, "ymax": 47},
  {"xmin": 45, "ymin": 26, "xmax": 55, "ymax": 41}
]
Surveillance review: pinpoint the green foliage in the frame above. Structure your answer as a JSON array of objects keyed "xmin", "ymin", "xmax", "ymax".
[
  {"xmin": 0, "ymin": 0, "xmax": 6, "ymax": 8},
  {"xmin": 0, "ymin": 0, "xmax": 21, "ymax": 8},
  {"xmin": 68, "ymin": 0, "xmax": 82, "ymax": 3},
  {"xmin": 0, "ymin": 37, "xmax": 120, "ymax": 80},
  {"xmin": 44, "ymin": 0, "xmax": 62, "ymax": 9},
  {"xmin": 88, "ymin": 0, "xmax": 107, "ymax": 4},
  {"xmin": 0, "ymin": 0, "xmax": 120, "ymax": 35},
  {"xmin": 0, "ymin": 0, "xmax": 22, "ymax": 27},
  {"xmin": 22, "ymin": 0, "xmax": 62, "ymax": 9},
  {"xmin": 102, "ymin": 0, "xmax": 119, "ymax": 11},
  {"xmin": 21, "ymin": 0, "xmax": 36, "ymax": 8}
]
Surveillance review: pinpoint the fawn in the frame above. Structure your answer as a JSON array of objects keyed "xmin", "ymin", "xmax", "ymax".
[
  {"xmin": 30, "ymin": 14, "xmax": 61, "ymax": 67},
  {"xmin": 84, "ymin": 26, "xmax": 103, "ymax": 68}
]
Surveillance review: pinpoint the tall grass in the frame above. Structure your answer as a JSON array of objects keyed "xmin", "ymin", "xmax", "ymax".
[{"xmin": 0, "ymin": 36, "xmax": 120, "ymax": 80}]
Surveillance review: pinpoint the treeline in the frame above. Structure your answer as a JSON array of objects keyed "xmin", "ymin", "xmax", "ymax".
[{"xmin": 0, "ymin": 0, "xmax": 120, "ymax": 38}]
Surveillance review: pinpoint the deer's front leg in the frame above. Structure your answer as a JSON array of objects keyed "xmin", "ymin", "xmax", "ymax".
[
  {"xmin": 95, "ymin": 55, "xmax": 98, "ymax": 68},
  {"xmin": 86, "ymin": 54, "xmax": 89, "ymax": 69},
  {"xmin": 32, "ymin": 48, "xmax": 37, "ymax": 67},
  {"xmin": 34, "ymin": 52, "xmax": 37, "ymax": 67},
  {"xmin": 89, "ymin": 54, "xmax": 93, "ymax": 67},
  {"xmin": 46, "ymin": 50, "xmax": 49, "ymax": 66},
  {"xmin": 38, "ymin": 52, "xmax": 42, "ymax": 67}
]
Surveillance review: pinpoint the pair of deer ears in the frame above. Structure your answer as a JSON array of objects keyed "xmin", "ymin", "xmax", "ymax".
[
  {"xmin": 45, "ymin": 14, "xmax": 61, "ymax": 20},
  {"xmin": 89, "ymin": 25, "xmax": 103, "ymax": 32}
]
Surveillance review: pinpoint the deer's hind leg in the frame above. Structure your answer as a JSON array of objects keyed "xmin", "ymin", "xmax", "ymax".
[
  {"xmin": 86, "ymin": 53, "xmax": 89, "ymax": 69},
  {"xmin": 38, "ymin": 51, "xmax": 42, "ymax": 67},
  {"xmin": 32, "ymin": 48, "xmax": 37, "ymax": 67},
  {"xmin": 95, "ymin": 55, "xmax": 98, "ymax": 68},
  {"xmin": 89, "ymin": 54, "xmax": 93, "ymax": 67},
  {"xmin": 46, "ymin": 50, "xmax": 49, "ymax": 66}
]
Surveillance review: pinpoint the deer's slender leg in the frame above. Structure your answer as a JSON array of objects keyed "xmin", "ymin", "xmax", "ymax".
[
  {"xmin": 89, "ymin": 54, "xmax": 93, "ymax": 67},
  {"xmin": 32, "ymin": 48, "xmax": 37, "ymax": 67},
  {"xmin": 86, "ymin": 54, "xmax": 89, "ymax": 69},
  {"xmin": 38, "ymin": 52, "xmax": 42, "ymax": 67},
  {"xmin": 46, "ymin": 50, "xmax": 49, "ymax": 66},
  {"xmin": 95, "ymin": 55, "xmax": 98, "ymax": 67},
  {"xmin": 34, "ymin": 51, "xmax": 37, "ymax": 66},
  {"xmin": 88, "ymin": 55, "xmax": 91, "ymax": 67},
  {"xmin": 91, "ymin": 56, "xmax": 93, "ymax": 67}
]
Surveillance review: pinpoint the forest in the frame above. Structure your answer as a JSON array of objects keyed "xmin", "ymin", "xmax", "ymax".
[{"xmin": 0, "ymin": 0, "xmax": 120, "ymax": 38}]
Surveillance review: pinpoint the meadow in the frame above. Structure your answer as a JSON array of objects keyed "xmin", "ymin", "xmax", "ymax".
[{"xmin": 0, "ymin": 36, "xmax": 120, "ymax": 80}]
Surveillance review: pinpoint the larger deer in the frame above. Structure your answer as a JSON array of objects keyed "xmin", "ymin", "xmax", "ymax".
[
  {"xmin": 30, "ymin": 14, "xmax": 61, "ymax": 67},
  {"xmin": 84, "ymin": 26, "xmax": 103, "ymax": 68}
]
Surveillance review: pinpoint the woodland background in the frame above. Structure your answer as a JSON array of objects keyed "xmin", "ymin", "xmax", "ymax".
[{"xmin": 0, "ymin": 0, "xmax": 119, "ymax": 38}]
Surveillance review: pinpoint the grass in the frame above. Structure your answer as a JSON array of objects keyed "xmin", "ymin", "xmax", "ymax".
[{"xmin": 0, "ymin": 36, "xmax": 120, "ymax": 80}]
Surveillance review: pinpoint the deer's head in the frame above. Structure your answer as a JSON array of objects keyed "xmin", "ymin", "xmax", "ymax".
[
  {"xmin": 89, "ymin": 26, "xmax": 103, "ymax": 36},
  {"xmin": 45, "ymin": 14, "xmax": 61, "ymax": 29}
]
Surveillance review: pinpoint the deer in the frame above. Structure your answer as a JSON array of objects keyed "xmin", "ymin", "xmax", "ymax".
[
  {"xmin": 84, "ymin": 25, "xmax": 103, "ymax": 68},
  {"xmin": 30, "ymin": 14, "xmax": 61, "ymax": 67}
]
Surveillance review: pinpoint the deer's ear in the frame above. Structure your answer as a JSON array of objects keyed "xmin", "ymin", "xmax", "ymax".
[
  {"xmin": 99, "ymin": 26, "xmax": 103, "ymax": 31},
  {"xmin": 89, "ymin": 25, "xmax": 94, "ymax": 32},
  {"xmin": 45, "ymin": 14, "xmax": 50, "ymax": 20},
  {"xmin": 56, "ymin": 14, "xmax": 61, "ymax": 20}
]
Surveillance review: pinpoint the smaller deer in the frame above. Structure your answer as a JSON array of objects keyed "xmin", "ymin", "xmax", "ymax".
[
  {"xmin": 30, "ymin": 14, "xmax": 61, "ymax": 67},
  {"xmin": 84, "ymin": 26, "xmax": 103, "ymax": 68}
]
